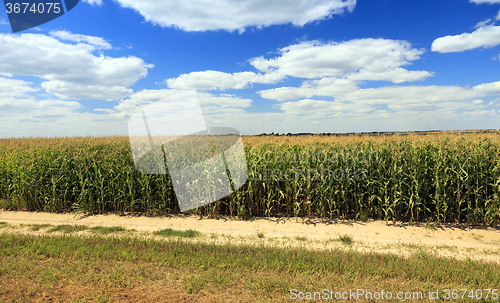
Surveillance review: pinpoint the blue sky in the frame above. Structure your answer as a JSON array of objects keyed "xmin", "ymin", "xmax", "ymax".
[{"xmin": 1, "ymin": 0, "xmax": 500, "ymax": 137}]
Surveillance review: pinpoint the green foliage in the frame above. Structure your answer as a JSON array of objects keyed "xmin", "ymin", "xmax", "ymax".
[
  {"xmin": 47, "ymin": 225, "xmax": 87, "ymax": 233},
  {"xmin": 90, "ymin": 226, "xmax": 125, "ymax": 235},
  {"xmin": 153, "ymin": 228, "xmax": 200, "ymax": 238},
  {"xmin": 29, "ymin": 224, "xmax": 53, "ymax": 231},
  {"xmin": 338, "ymin": 234, "xmax": 354, "ymax": 245}
]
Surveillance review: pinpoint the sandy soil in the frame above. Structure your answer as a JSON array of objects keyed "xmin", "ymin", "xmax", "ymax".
[{"xmin": 1, "ymin": 210, "xmax": 500, "ymax": 264}]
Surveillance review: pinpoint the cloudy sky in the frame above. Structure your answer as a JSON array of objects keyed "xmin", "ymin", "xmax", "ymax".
[{"xmin": 1, "ymin": 0, "xmax": 500, "ymax": 138}]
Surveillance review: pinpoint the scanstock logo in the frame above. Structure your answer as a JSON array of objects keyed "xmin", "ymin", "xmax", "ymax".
[
  {"xmin": 128, "ymin": 90, "xmax": 248, "ymax": 212},
  {"xmin": 3, "ymin": 0, "xmax": 79, "ymax": 33}
]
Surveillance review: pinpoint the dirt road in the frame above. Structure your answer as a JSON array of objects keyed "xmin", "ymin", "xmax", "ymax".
[{"xmin": 1, "ymin": 210, "xmax": 499, "ymax": 263}]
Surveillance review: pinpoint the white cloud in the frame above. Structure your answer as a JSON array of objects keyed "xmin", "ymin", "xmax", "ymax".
[
  {"xmin": 345, "ymin": 68, "xmax": 432, "ymax": 83},
  {"xmin": 202, "ymin": 85, "xmax": 497, "ymax": 135},
  {"xmin": 166, "ymin": 70, "xmax": 284, "ymax": 91},
  {"xmin": 49, "ymin": 30, "xmax": 112, "ymax": 49},
  {"xmin": 169, "ymin": 38, "xmax": 431, "ymax": 98},
  {"xmin": 83, "ymin": 0, "xmax": 103, "ymax": 5},
  {"xmin": 255, "ymin": 39, "xmax": 432, "ymax": 101},
  {"xmin": 279, "ymin": 99, "xmax": 343, "ymax": 115},
  {"xmin": 0, "ymin": 17, "xmax": 7, "ymax": 25},
  {"xmin": 250, "ymin": 39, "xmax": 428, "ymax": 79},
  {"xmin": 0, "ymin": 77, "xmax": 83, "ymax": 128},
  {"xmin": 111, "ymin": 0, "xmax": 356, "ymax": 32},
  {"xmin": 0, "ymin": 33, "xmax": 153, "ymax": 100},
  {"xmin": 0, "ymin": 77, "xmax": 39, "ymax": 98},
  {"xmin": 41, "ymin": 81, "xmax": 133, "ymax": 100},
  {"xmin": 259, "ymin": 84, "xmax": 497, "ymax": 132},
  {"xmin": 432, "ymin": 25, "xmax": 500, "ymax": 53},
  {"xmin": 496, "ymin": 9, "xmax": 500, "ymax": 20},
  {"xmin": 473, "ymin": 80, "xmax": 500, "ymax": 95},
  {"xmin": 197, "ymin": 92, "xmax": 252, "ymax": 108},
  {"xmin": 259, "ymin": 77, "xmax": 358, "ymax": 101},
  {"xmin": 0, "ymin": 107, "xmax": 129, "ymax": 138},
  {"xmin": 470, "ymin": 0, "xmax": 500, "ymax": 3},
  {"xmin": 338, "ymin": 85, "xmax": 480, "ymax": 106},
  {"xmin": 114, "ymin": 89, "xmax": 252, "ymax": 117},
  {"xmin": 475, "ymin": 19, "xmax": 492, "ymax": 29},
  {"xmin": 3, "ymin": 81, "xmax": 500, "ymax": 137},
  {"xmin": 0, "ymin": 97, "xmax": 82, "ymax": 116},
  {"xmin": 255, "ymin": 82, "xmax": 500, "ymax": 132}
]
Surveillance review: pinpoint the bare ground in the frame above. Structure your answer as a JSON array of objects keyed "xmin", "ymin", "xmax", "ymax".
[{"xmin": 1, "ymin": 210, "xmax": 500, "ymax": 264}]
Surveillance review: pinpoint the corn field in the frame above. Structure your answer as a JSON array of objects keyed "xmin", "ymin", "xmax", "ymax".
[{"xmin": 1, "ymin": 132, "xmax": 500, "ymax": 226}]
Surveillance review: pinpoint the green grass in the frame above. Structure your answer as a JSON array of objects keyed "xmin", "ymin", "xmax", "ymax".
[
  {"xmin": 0, "ymin": 222, "xmax": 7, "ymax": 228},
  {"xmin": 154, "ymin": 228, "xmax": 201, "ymax": 238},
  {"xmin": 338, "ymin": 234, "xmax": 354, "ymax": 245},
  {"xmin": 30, "ymin": 224, "xmax": 53, "ymax": 231},
  {"xmin": 90, "ymin": 226, "xmax": 125, "ymax": 235},
  {"xmin": 47, "ymin": 224, "xmax": 88, "ymax": 234},
  {"xmin": 295, "ymin": 236, "xmax": 307, "ymax": 241},
  {"xmin": 257, "ymin": 232, "xmax": 265, "ymax": 238},
  {"xmin": 0, "ymin": 233, "xmax": 498, "ymax": 302}
]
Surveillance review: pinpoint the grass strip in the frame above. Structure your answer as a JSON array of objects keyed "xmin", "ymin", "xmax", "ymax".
[
  {"xmin": 47, "ymin": 224, "xmax": 88, "ymax": 234},
  {"xmin": 1, "ymin": 233, "xmax": 499, "ymax": 302},
  {"xmin": 0, "ymin": 233, "xmax": 498, "ymax": 286},
  {"xmin": 89, "ymin": 226, "xmax": 125, "ymax": 235},
  {"xmin": 338, "ymin": 234, "xmax": 354, "ymax": 245},
  {"xmin": 30, "ymin": 224, "xmax": 53, "ymax": 231},
  {"xmin": 154, "ymin": 228, "xmax": 201, "ymax": 238}
]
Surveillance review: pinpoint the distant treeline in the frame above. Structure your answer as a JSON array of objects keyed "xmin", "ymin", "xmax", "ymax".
[{"xmin": 253, "ymin": 129, "xmax": 500, "ymax": 137}]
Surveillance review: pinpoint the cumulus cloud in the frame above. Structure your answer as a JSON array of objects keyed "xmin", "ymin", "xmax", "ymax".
[
  {"xmin": 0, "ymin": 33, "xmax": 153, "ymax": 100},
  {"xmin": 267, "ymin": 84, "xmax": 497, "ymax": 132},
  {"xmin": 0, "ymin": 77, "xmax": 39, "ymax": 98},
  {"xmin": 0, "ymin": 97, "xmax": 82, "ymax": 116},
  {"xmin": 114, "ymin": 89, "xmax": 253, "ymax": 117},
  {"xmin": 49, "ymin": 30, "xmax": 112, "ymax": 49},
  {"xmin": 239, "ymin": 84, "xmax": 496, "ymax": 134},
  {"xmin": 250, "ymin": 39, "xmax": 428, "ymax": 79},
  {"xmin": 0, "ymin": 77, "xmax": 87, "ymax": 136},
  {"xmin": 279, "ymin": 98, "xmax": 343, "ymax": 115},
  {"xmin": 345, "ymin": 68, "xmax": 432, "ymax": 83},
  {"xmin": 252, "ymin": 39, "xmax": 431, "ymax": 101},
  {"xmin": 0, "ymin": 102, "xmax": 130, "ymax": 138},
  {"xmin": 431, "ymin": 25, "xmax": 500, "ymax": 53},
  {"xmin": 166, "ymin": 70, "xmax": 284, "ymax": 91},
  {"xmin": 82, "ymin": 0, "xmax": 103, "ymax": 5},
  {"xmin": 496, "ymin": 9, "xmax": 500, "ymax": 20},
  {"xmin": 338, "ymin": 85, "xmax": 480, "ymax": 106},
  {"xmin": 259, "ymin": 77, "xmax": 358, "ymax": 101},
  {"xmin": 470, "ymin": 0, "xmax": 500, "ymax": 3},
  {"xmin": 0, "ymin": 17, "xmax": 7, "ymax": 25},
  {"xmin": 111, "ymin": 0, "xmax": 356, "ymax": 32},
  {"xmin": 197, "ymin": 92, "xmax": 252, "ymax": 108},
  {"xmin": 475, "ymin": 19, "xmax": 492, "ymax": 29},
  {"xmin": 168, "ymin": 38, "xmax": 431, "ymax": 98},
  {"xmin": 473, "ymin": 80, "xmax": 500, "ymax": 95},
  {"xmin": 41, "ymin": 81, "xmax": 133, "ymax": 100}
]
